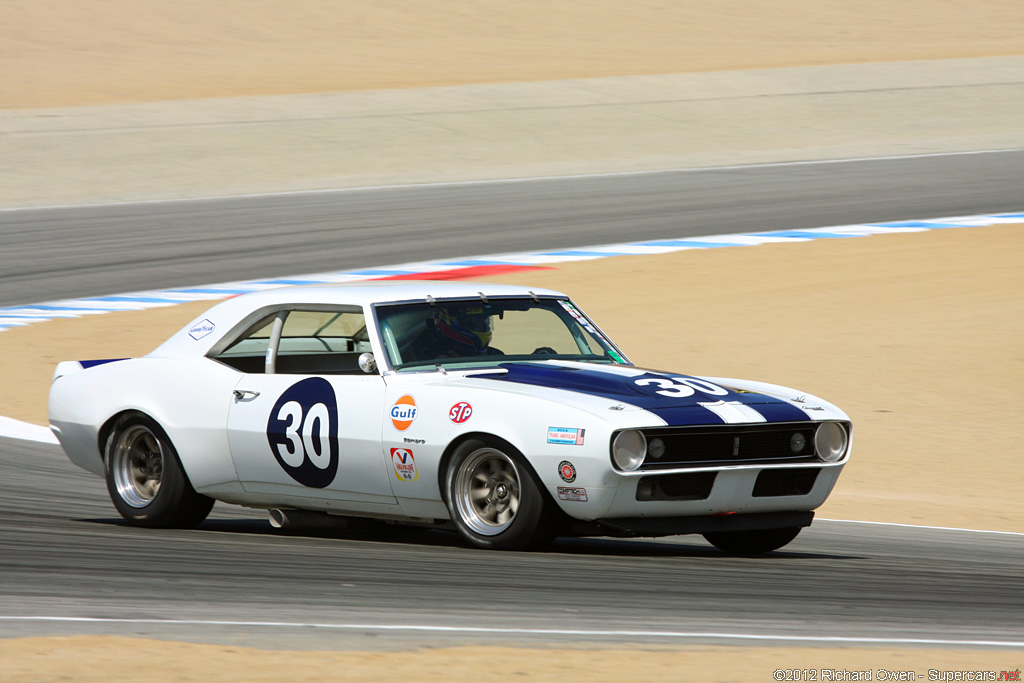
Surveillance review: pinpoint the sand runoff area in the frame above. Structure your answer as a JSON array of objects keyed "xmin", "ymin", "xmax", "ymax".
[{"xmin": 1, "ymin": 0, "xmax": 1022, "ymax": 679}]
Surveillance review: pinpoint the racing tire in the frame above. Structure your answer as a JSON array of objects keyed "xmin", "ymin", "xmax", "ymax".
[
  {"xmin": 445, "ymin": 439, "xmax": 558, "ymax": 550},
  {"xmin": 702, "ymin": 526, "xmax": 802, "ymax": 554},
  {"xmin": 104, "ymin": 413, "xmax": 214, "ymax": 528}
]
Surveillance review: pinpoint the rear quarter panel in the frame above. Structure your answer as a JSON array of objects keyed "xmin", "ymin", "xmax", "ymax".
[{"xmin": 49, "ymin": 357, "xmax": 244, "ymax": 491}]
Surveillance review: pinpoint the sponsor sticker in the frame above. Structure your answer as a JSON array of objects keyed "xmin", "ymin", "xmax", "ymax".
[
  {"xmin": 390, "ymin": 448, "xmax": 418, "ymax": 482},
  {"xmin": 547, "ymin": 427, "xmax": 585, "ymax": 445},
  {"xmin": 449, "ymin": 401, "xmax": 473, "ymax": 424},
  {"xmin": 403, "ymin": 437, "xmax": 426, "ymax": 444},
  {"xmin": 558, "ymin": 460, "xmax": 577, "ymax": 483},
  {"xmin": 557, "ymin": 486, "xmax": 588, "ymax": 502},
  {"xmin": 188, "ymin": 319, "xmax": 215, "ymax": 340},
  {"xmin": 390, "ymin": 395, "xmax": 417, "ymax": 431}
]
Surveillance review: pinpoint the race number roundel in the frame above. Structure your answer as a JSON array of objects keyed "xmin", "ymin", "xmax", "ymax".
[{"xmin": 266, "ymin": 377, "xmax": 340, "ymax": 488}]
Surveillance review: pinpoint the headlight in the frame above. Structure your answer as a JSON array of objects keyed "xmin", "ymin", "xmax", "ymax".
[
  {"xmin": 790, "ymin": 432, "xmax": 806, "ymax": 453},
  {"xmin": 647, "ymin": 437, "xmax": 666, "ymax": 460},
  {"xmin": 612, "ymin": 430, "xmax": 647, "ymax": 471},
  {"xmin": 814, "ymin": 422, "xmax": 848, "ymax": 463}
]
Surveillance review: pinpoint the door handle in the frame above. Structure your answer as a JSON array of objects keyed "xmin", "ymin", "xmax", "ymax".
[{"xmin": 233, "ymin": 389, "xmax": 261, "ymax": 401}]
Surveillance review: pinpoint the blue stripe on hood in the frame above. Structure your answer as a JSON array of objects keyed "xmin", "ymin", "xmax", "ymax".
[
  {"xmin": 479, "ymin": 363, "xmax": 810, "ymax": 426},
  {"xmin": 80, "ymin": 358, "xmax": 128, "ymax": 369}
]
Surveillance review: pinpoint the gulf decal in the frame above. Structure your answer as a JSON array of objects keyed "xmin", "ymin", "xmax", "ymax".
[
  {"xmin": 390, "ymin": 448, "xmax": 418, "ymax": 482},
  {"xmin": 390, "ymin": 395, "xmax": 417, "ymax": 431},
  {"xmin": 449, "ymin": 401, "xmax": 473, "ymax": 424}
]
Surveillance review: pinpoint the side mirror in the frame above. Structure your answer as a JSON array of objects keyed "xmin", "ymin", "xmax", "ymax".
[{"xmin": 358, "ymin": 352, "xmax": 377, "ymax": 374}]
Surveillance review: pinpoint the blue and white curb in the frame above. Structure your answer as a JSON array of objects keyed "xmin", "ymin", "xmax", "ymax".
[{"xmin": 2, "ymin": 211, "xmax": 1020, "ymax": 333}]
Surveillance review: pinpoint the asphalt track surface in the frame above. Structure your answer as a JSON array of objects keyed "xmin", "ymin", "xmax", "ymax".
[
  {"xmin": 2, "ymin": 436, "xmax": 1022, "ymax": 649},
  {"xmin": 1, "ymin": 150, "xmax": 1023, "ymax": 308},
  {"xmin": 1, "ymin": 153, "xmax": 1023, "ymax": 648}
]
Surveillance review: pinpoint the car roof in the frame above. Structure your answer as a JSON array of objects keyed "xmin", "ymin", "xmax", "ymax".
[
  {"xmin": 225, "ymin": 280, "xmax": 567, "ymax": 308},
  {"xmin": 149, "ymin": 281, "xmax": 568, "ymax": 358}
]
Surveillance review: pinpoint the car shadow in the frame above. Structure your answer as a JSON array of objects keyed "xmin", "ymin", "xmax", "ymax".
[{"xmin": 81, "ymin": 515, "xmax": 860, "ymax": 560}]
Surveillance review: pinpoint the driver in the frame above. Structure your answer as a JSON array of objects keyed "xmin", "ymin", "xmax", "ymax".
[{"xmin": 431, "ymin": 304, "xmax": 503, "ymax": 357}]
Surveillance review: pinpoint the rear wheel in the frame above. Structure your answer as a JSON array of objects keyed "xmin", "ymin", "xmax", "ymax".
[
  {"xmin": 445, "ymin": 439, "xmax": 557, "ymax": 550},
  {"xmin": 104, "ymin": 414, "xmax": 214, "ymax": 528},
  {"xmin": 702, "ymin": 526, "xmax": 802, "ymax": 554}
]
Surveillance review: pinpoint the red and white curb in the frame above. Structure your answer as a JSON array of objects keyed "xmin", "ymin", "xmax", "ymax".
[{"xmin": 2, "ymin": 212, "xmax": 1021, "ymax": 333}]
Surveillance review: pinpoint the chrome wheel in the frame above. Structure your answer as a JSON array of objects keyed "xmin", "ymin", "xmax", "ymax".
[
  {"xmin": 109, "ymin": 424, "xmax": 164, "ymax": 508},
  {"xmin": 452, "ymin": 447, "xmax": 521, "ymax": 536}
]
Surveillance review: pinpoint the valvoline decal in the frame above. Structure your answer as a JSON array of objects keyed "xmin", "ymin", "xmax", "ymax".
[
  {"xmin": 390, "ymin": 448, "xmax": 418, "ymax": 482},
  {"xmin": 390, "ymin": 395, "xmax": 417, "ymax": 431}
]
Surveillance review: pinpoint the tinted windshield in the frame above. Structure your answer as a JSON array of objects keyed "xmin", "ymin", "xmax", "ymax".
[{"xmin": 375, "ymin": 297, "xmax": 628, "ymax": 371}]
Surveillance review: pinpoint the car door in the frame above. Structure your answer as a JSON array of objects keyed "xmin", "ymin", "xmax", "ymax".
[{"xmin": 219, "ymin": 307, "xmax": 397, "ymax": 505}]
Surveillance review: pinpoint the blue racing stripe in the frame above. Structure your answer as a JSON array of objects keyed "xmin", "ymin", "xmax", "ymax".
[
  {"xmin": 79, "ymin": 358, "xmax": 128, "ymax": 369},
  {"xmin": 480, "ymin": 363, "xmax": 810, "ymax": 426}
]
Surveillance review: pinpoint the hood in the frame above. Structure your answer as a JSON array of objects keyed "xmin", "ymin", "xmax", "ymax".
[{"xmin": 472, "ymin": 361, "xmax": 812, "ymax": 426}]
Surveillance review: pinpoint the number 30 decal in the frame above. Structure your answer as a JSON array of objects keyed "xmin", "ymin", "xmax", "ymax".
[
  {"xmin": 266, "ymin": 377, "xmax": 340, "ymax": 488},
  {"xmin": 635, "ymin": 376, "xmax": 729, "ymax": 398}
]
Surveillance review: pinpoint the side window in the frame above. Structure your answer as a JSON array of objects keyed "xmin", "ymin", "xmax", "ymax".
[
  {"xmin": 213, "ymin": 313, "xmax": 277, "ymax": 373},
  {"xmin": 212, "ymin": 308, "xmax": 374, "ymax": 375}
]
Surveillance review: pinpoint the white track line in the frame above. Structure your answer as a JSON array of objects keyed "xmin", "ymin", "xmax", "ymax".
[
  {"xmin": 1, "ymin": 147, "xmax": 1021, "ymax": 212},
  {"xmin": 818, "ymin": 519, "xmax": 1024, "ymax": 537},
  {"xmin": 0, "ymin": 616, "xmax": 1020, "ymax": 648}
]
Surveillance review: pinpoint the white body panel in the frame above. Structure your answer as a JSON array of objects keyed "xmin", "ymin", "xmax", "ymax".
[{"xmin": 227, "ymin": 373, "xmax": 396, "ymax": 506}]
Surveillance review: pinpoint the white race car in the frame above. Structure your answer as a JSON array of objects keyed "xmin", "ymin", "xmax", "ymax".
[{"xmin": 49, "ymin": 281, "xmax": 851, "ymax": 552}]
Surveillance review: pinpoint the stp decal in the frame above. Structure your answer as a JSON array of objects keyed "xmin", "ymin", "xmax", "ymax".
[
  {"xmin": 266, "ymin": 377, "xmax": 339, "ymax": 488},
  {"xmin": 390, "ymin": 394, "xmax": 417, "ymax": 431},
  {"xmin": 547, "ymin": 427, "xmax": 585, "ymax": 445},
  {"xmin": 449, "ymin": 401, "xmax": 473, "ymax": 424},
  {"xmin": 390, "ymin": 448, "xmax": 418, "ymax": 482},
  {"xmin": 558, "ymin": 460, "xmax": 577, "ymax": 483}
]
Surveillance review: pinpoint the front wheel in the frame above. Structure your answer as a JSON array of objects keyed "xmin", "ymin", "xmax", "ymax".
[
  {"xmin": 445, "ymin": 439, "xmax": 557, "ymax": 550},
  {"xmin": 702, "ymin": 526, "xmax": 802, "ymax": 554},
  {"xmin": 104, "ymin": 414, "xmax": 214, "ymax": 528}
]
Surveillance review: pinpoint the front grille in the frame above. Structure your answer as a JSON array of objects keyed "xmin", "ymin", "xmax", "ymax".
[{"xmin": 637, "ymin": 422, "xmax": 820, "ymax": 470}]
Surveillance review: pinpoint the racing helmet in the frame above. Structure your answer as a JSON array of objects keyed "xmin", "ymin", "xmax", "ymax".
[{"xmin": 435, "ymin": 304, "xmax": 493, "ymax": 352}]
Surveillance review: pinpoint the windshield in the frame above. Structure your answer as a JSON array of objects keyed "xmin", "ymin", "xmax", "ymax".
[{"xmin": 375, "ymin": 297, "xmax": 628, "ymax": 371}]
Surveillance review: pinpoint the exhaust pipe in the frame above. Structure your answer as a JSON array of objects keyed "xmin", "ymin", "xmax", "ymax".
[{"xmin": 268, "ymin": 508, "xmax": 349, "ymax": 529}]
